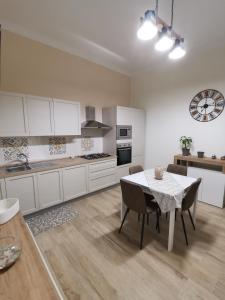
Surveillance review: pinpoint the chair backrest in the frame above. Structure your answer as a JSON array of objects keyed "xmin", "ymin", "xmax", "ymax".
[
  {"xmin": 129, "ymin": 165, "xmax": 144, "ymax": 175},
  {"xmin": 167, "ymin": 164, "xmax": 187, "ymax": 176},
  {"xmin": 182, "ymin": 178, "xmax": 202, "ymax": 211},
  {"xmin": 120, "ymin": 180, "xmax": 147, "ymax": 214}
]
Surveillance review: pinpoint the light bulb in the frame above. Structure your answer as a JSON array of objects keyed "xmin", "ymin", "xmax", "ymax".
[
  {"xmin": 137, "ymin": 20, "xmax": 158, "ymax": 41},
  {"xmin": 155, "ymin": 35, "xmax": 174, "ymax": 52},
  {"xmin": 169, "ymin": 45, "xmax": 186, "ymax": 59}
]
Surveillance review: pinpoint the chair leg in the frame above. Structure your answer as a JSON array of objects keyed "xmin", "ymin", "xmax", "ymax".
[
  {"xmin": 188, "ymin": 209, "xmax": 195, "ymax": 230},
  {"xmin": 175, "ymin": 209, "xmax": 177, "ymax": 221},
  {"xmin": 140, "ymin": 214, "xmax": 145, "ymax": 249},
  {"xmin": 166, "ymin": 212, "xmax": 168, "ymax": 220},
  {"xmin": 147, "ymin": 214, "xmax": 150, "ymax": 225},
  {"xmin": 138, "ymin": 213, "xmax": 140, "ymax": 222},
  {"xmin": 181, "ymin": 213, "xmax": 188, "ymax": 246},
  {"xmin": 156, "ymin": 209, "xmax": 160, "ymax": 233},
  {"xmin": 119, "ymin": 208, "xmax": 130, "ymax": 233}
]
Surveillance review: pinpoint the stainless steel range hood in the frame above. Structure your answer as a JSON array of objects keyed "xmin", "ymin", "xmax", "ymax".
[{"xmin": 81, "ymin": 106, "xmax": 111, "ymax": 129}]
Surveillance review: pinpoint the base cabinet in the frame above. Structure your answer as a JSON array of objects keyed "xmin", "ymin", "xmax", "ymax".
[
  {"xmin": 37, "ymin": 170, "xmax": 63, "ymax": 209},
  {"xmin": 88, "ymin": 159, "xmax": 116, "ymax": 192},
  {"xmin": 5, "ymin": 174, "xmax": 37, "ymax": 214},
  {"xmin": 116, "ymin": 164, "xmax": 132, "ymax": 183},
  {"xmin": 63, "ymin": 165, "xmax": 88, "ymax": 201},
  {"xmin": 188, "ymin": 167, "xmax": 225, "ymax": 208}
]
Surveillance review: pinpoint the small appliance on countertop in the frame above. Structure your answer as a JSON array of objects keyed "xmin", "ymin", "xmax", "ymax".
[{"xmin": 80, "ymin": 153, "xmax": 112, "ymax": 160}]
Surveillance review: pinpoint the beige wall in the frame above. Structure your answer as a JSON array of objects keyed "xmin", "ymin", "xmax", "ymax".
[
  {"xmin": 131, "ymin": 47, "xmax": 225, "ymax": 168},
  {"xmin": 0, "ymin": 30, "xmax": 131, "ymax": 107}
]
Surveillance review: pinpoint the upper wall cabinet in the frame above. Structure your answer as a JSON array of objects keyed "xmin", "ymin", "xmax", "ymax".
[
  {"xmin": 25, "ymin": 95, "xmax": 54, "ymax": 136},
  {"xmin": 53, "ymin": 99, "xmax": 81, "ymax": 136},
  {"xmin": 0, "ymin": 92, "xmax": 29, "ymax": 137}
]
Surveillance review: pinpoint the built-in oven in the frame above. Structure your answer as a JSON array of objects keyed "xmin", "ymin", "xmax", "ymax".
[
  {"xmin": 116, "ymin": 125, "xmax": 132, "ymax": 140},
  {"xmin": 117, "ymin": 143, "xmax": 132, "ymax": 166}
]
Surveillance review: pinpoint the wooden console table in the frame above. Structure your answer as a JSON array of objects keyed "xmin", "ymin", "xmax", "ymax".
[{"xmin": 174, "ymin": 154, "xmax": 225, "ymax": 174}]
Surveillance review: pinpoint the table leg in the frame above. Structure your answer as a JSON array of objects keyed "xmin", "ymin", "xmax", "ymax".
[{"xmin": 168, "ymin": 208, "xmax": 175, "ymax": 251}]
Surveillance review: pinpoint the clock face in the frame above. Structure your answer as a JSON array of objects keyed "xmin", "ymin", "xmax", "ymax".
[{"xmin": 189, "ymin": 89, "xmax": 225, "ymax": 122}]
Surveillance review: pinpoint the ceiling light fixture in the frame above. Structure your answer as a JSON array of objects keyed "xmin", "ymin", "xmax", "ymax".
[
  {"xmin": 155, "ymin": 26, "xmax": 174, "ymax": 52},
  {"xmin": 169, "ymin": 38, "xmax": 186, "ymax": 59},
  {"xmin": 137, "ymin": 0, "xmax": 186, "ymax": 60},
  {"xmin": 137, "ymin": 10, "xmax": 157, "ymax": 41}
]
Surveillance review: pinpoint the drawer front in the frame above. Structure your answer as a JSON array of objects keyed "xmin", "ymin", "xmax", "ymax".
[
  {"xmin": 89, "ymin": 174, "xmax": 116, "ymax": 192},
  {"xmin": 89, "ymin": 160, "xmax": 116, "ymax": 173},
  {"xmin": 89, "ymin": 167, "xmax": 116, "ymax": 180}
]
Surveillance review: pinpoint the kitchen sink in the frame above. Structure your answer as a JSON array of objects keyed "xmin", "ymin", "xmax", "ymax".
[
  {"xmin": 6, "ymin": 161, "xmax": 56, "ymax": 173},
  {"xmin": 6, "ymin": 165, "xmax": 31, "ymax": 173},
  {"xmin": 29, "ymin": 161, "xmax": 56, "ymax": 169}
]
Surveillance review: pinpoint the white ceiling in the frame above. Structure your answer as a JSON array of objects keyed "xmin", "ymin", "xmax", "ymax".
[{"xmin": 1, "ymin": 0, "xmax": 225, "ymax": 75}]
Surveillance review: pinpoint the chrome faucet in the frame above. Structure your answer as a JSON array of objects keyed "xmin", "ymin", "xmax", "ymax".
[{"xmin": 17, "ymin": 153, "xmax": 30, "ymax": 168}]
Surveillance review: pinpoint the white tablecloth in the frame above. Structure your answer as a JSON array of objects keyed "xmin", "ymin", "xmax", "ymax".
[
  {"xmin": 122, "ymin": 169, "xmax": 196, "ymax": 213},
  {"xmin": 144, "ymin": 170, "xmax": 184, "ymax": 213}
]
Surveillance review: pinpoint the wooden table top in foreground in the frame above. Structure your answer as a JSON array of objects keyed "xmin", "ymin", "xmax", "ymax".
[{"xmin": 0, "ymin": 213, "xmax": 59, "ymax": 300}]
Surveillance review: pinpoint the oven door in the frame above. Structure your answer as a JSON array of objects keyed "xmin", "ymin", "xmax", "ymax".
[{"xmin": 117, "ymin": 147, "xmax": 132, "ymax": 166}]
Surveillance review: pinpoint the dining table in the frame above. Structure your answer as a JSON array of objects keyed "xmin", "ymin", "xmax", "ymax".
[{"xmin": 121, "ymin": 169, "xmax": 198, "ymax": 251}]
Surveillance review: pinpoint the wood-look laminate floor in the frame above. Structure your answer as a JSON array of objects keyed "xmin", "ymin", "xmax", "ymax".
[{"xmin": 36, "ymin": 185, "xmax": 225, "ymax": 300}]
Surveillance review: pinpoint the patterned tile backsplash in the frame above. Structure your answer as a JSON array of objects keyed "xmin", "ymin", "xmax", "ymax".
[
  {"xmin": 49, "ymin": 137, "xmax": 66, "ymax": 155},
  {"xmin": 0, "ymin": 136, "xmax": 98, "ymax": 164},
  {"xmin": 0, "ymin": 137, "xmax": 29, "ymax": 161},
  {"xmin": 81, "ymin": 138, "xmax": 94, "ymax": 151}
]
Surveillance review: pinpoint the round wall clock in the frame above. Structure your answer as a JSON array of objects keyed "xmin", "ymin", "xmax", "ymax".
[{"xmin": 189, "ymin": 89, "xmax": 225, "ymax": 122}]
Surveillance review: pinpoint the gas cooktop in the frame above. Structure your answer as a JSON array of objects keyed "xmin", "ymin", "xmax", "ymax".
[{"xmin": 80, "ymin": 153, "xmax": 111, "ymax": 160}]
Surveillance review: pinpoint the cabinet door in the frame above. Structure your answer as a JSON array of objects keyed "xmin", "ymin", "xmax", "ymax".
[
  {"xmin": 0, "ymin": 92, "xmax": 28, "ymax": 136},
  {"xmin": 37, "ymin": 170, "xmax": 63, "ymax": 209},
  {"xmin": 201, "ymin": 169, "xmax": 225, "ymax": 208},
  {"xmin": 26, "ymin": 95, "xmax": 53, "ymax": 136},
  {"xmin": 116, "ymin": 164, "xmax": 131, "ymax": 183},
  {"xmin": 0, "ymin": 179, "xmax": 6, "ymax": 200},
  {"xmin": 5, "ymin": 174, "xmax": 37, "ymax": 215},
  {"xmin": 131, "ymin": 109, "xmax": 145, "ymax": 157},
  {"xmin": 116, "ymin": 106, "xmax": 132, "ymax": 126},
  {"xmin": 53, "ymin": 99, "xmax": 81, "ymax": 135},
  {"xmin": 63, "ymin": 165, "xmax": 87, "ymax": 201}
]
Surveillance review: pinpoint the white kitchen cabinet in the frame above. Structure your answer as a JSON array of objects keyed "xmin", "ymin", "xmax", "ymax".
[
  {"xmin": 37, "ymin": 169, "xmax": 63, "ymax": 209},
  {"xmin": 116, "ymin": 106, "xmax": 133, "ymax": 126},
  {"xmin": 88, "ymin": 159, "xmax": 116, "ymax": 192},
  {"xmin": 26, "ymin": 95, "xmax": 53, "ymax": 136},
  {"xmin": 5, "ymin": 174, "xmax": 37, "ymax": 214},
  {"xmin": 131, "ymin": 109, "xmax": 145, "ymax": 158},
  {"xmin": 0, "ymin": 179, "xmax": 6, "ymax": 200},
  {"xmin": 63, "ymin": 165, "xmax": 88, "ymax": 201},
  {"xmin": 116, "ymin": 164, "xmax": 131, "ymax": 183},
  {"xmin": 0, "ymin": 92, "xmax": 28, "ymax": 137},
  {"xmin": 202, "ymin": 170, "xmax": 224, "ymax": 207},
  {"xmin": 53, "ymin": 99, "xmax": 81, "ymax": 136},
  {"xmin": 188, "ymin": 167, "xmax": 225, "ymax": 208},
  {"xmin": 132, "ymin": 155, "xmax": 144, "ymax": 167}
]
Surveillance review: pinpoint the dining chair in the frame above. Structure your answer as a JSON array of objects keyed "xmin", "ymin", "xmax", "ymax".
[
  {"xmin": 167, "ymin": 164, "xmax": 187, "ymax": 176},
  {"xmin": 119, "ymin": 180, "xmax": 160, "ymax": 249},
  {"xmin": 129, "ymin": 165, "xmax": 144, "ymax": 175},
  {"xmin": 166, "ymin": 164, "xmax": 188, "ymax": 220},
  {"xmin": 129, "ymin": 165, "xmax": 159, "ymax": 228},
  {"xmin": 180, "ymin": 178, "xmax": 201, "ymax": 245}
]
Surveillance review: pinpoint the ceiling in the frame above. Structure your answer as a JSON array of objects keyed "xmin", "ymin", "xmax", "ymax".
[{"xmin": 1, "ymin": 0, "xmax": 225, "ymax": 75}]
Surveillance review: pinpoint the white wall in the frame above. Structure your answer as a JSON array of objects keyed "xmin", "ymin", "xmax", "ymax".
[{"xmin": 131, "ymin": 47, "xmax": 225, "ymax": 168}]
